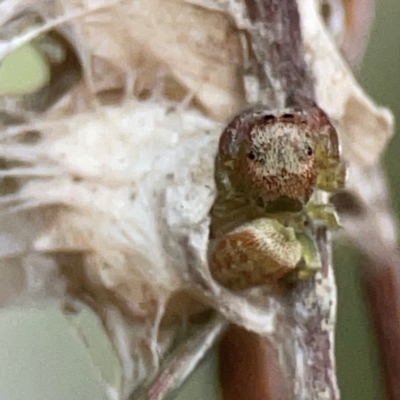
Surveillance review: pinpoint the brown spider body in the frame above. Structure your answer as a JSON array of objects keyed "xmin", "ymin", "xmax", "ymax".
[{"xmin": 209, "ymin": 105, "xmax": 344, "ymax": 290}]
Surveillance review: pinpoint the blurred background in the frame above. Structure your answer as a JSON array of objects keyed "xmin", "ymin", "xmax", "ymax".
[{"xmin": 0, "ymin": 1, "xmax": 399, "ymax": 399}]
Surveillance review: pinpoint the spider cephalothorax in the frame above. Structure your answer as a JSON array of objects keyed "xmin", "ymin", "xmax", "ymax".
[{"xmin": 214, "ymin": 106, "xmax": 344, "ymax": 216}]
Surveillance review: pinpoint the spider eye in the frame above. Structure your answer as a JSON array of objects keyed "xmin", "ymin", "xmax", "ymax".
[
  {"xmin": 263, "ymin": 115, "xmax": 275, "ymax": 122},
  {"xmin": 306, "ymin": 145, "xmax": 313, "ymax": 156},
  {"xmin": 248, "ymin": 151, "xmax": 256, "ymax": 160}
]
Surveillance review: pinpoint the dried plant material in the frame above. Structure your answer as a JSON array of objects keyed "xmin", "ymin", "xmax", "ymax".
[
  {"xmin": 298, "ymin": 0, "xmax": 392, "ymax": 168},
  {"xmin": 219, "ymin": 324, "xmax": 289, "ymax": 399},
  {"xmin": 341, "ymin": 0, "xmax": 375, "ymax": 66},
  {"xmin": 132, "ymin": 313, "xmax": 228, "ymax": 400},
  {"xmin": 0, "ymin": 0, "xmax": 395, "ymax": 399},
  {"xmin": 316, "ymin": 0, "xmax": 375, "ymax": 67},
  {"xmin": 0, "ymin": 98, "xmax": 223, "ymax": 396},
  {"xmin": 0, "ymin": 0, "xmax": 246, "ymax": 120}
]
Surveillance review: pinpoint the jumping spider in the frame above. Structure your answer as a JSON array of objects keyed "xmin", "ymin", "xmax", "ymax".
[{"xmin": 209, "ymin": 105, "xmax": 345, "ymax": 290}]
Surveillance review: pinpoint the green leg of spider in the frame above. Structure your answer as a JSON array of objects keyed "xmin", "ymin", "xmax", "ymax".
[{"xmin": 284, "ymin": 231, "xmax": 321, "ymax": 282}]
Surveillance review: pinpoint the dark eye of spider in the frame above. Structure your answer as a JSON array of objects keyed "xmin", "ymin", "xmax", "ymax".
[
  {"xmin": 263, "ymin": 115, "xmax": 275, "ymax": 122},
  {"xmin": 248, "ymin": 152, "xmax": 256, "ymax": 160},
  {"xmin": 306, "ymin": 145, "xmax": 313, "ymax": 156}
]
